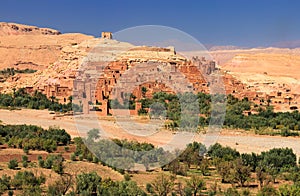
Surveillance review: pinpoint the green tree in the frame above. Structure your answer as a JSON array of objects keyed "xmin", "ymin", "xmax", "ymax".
[
  {"xmin": 241, "ymin": 153, "xmax": 259, "ymax": 171},
  {"xmin": 47, "ymin": 173, "xmax": 73, "ymax": 196},
  {"xmin": 256, "ymin": 166, "xmax": 271, "ymax": 188},
  {"xmin": 216, "ymin": 158, "xmax": 251, "ymax": 187},
  {"xmin": 208, "ymin": 143, "xmax": 240, "ymax": 161},
  {"xmin": 52, "ymin": 154, "xmax": 64, "ymax": 174},
  {"xmin": 87, "ymin": 128, "xmax": 100, "ymax": 141},
  {"xmin": 76, "ymin": 172, "xmax": 101, "ymax": 195},
  {"xmin": 186, "ymin": 175, "xmax": 206, "ymax": 196},
  {"xmin": 179, "ymin": 142, "xmax": 206, "ymax": 168},
  {"xmin": 231, "ymin": 158, "xmax": 251, "ymax": 187},
  {"xmin": 12, "ymin": 171, "xmax": 45, "ymax": 195},
  {"xmin": 259, "ymin": 148, "xmax": 296, "ymax": 183},
  {"xmin": 216, "ymin": 160, "xmax": 233, "ymax": 183},
  {"xmin": 151, "ymin": 174, "xmax": 174, "ymax": 196},
  {"xmin": 0, "ymin": 174, "xmax": 11, "ymax": 194}
]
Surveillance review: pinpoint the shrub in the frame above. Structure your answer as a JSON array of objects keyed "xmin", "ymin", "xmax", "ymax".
[
  {"xmin": 11, "ymin": 171, "xmax": 46, "ymax": 195},
  {"xmin": 124, "ymin": 173, "xmax": 131, "ymax": 181},
  {"xmin": 138, "ymin": 108, "xmax": 148, "ymax": 115},
  {"xmin": 22, "ymin": 155, "xmax": 28, "ymax": 168},
  {"xmin": 64, "ymin": 146, "xmax": 70, "ymax": 152},
  {"xmin": 23, "ymin": 146, "xmax": 29, "ymax": 154},
  {"xmin": 70, "ymin": 153, "xmax": 76, "ymax": 161},
  {"xmin": 257, "ymin": 186, "xmax": 279, "ymax": 196},
  {"xmin": 38, "ymin": 159, "xmax": 44, "ymax": 168},
  {"xmin": 241, "ymin": 189, "xmax": 250, "ymax": 196},
  {"xmin": 8, "ymin": 159, "xmax": 18, "ymax": 170},
  {"xmin": 37, "ymin": 155, "xmax": 42, "ymax": 161},
  {"xmin": 92, "ymin": 156, "xmax": 99, "ymax": 164},
  {"xmin": 76, "ymin": 172, "xmax": 101, "ymax": 195},
  {"xmin": 41, "ymin": 154, "xmax": 65, "ymax": 174},
  {"xmin": 52, "ymin": 156, "xmax": 64, "ymax": 174},
  {"xmin": 87, "ymin": 153, "xmax": 93, "ymax": 162},
  {"xmin": 8, "ymin": 190, "xmax": 13, "ymax": 196},
  {"xmin": 22, "ymin": 161, "xmax": 28, "ymax": 168},
  {"xmin": 0, "ymin": 174, "xmax": 11, "ymax": 194},
  {"xmin": 224, "ymin": 188, "xmax": 240, "ymax": 196},
  {"xmin": 146, "ymin": 183, "xmax": 154, "ymax": 193},
  {"xmin": 22, "ymin": 155, "xmax": 28, "ymax": 162}
]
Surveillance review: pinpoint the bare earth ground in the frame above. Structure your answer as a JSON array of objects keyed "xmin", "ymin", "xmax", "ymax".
[
  {"xmin": 0, "ymin": 109, "xmax": 79, "ymax": 136},
  {"xmin": 0, "ymin": 158, "xmax": 124, "ymax": 195},
  {"xmin": 1, "ymin": 109, "xmax": 300, "ymax": 157}
]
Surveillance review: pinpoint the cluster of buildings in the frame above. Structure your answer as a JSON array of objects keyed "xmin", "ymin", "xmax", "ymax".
[
  {"xmin": 224, "ymin": 74, "xmax": 299, "ymax": 113},
  {"xmin": 71, "ymin": 35, "xmax": 218, "ymax": 115},
  {"xmin": 17, "ymin": 32, "xmax": 299, "ymax": 115}
]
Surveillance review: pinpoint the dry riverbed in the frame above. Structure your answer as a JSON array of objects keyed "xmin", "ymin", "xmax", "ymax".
[{"xmin": 1, "ymin": 109, "xmax": 300, "ymax": 157}]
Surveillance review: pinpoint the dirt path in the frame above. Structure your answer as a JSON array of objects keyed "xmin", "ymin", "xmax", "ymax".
[{"xmin": 1, "ymin": 109, "xmax": 300, "ymax": 157}]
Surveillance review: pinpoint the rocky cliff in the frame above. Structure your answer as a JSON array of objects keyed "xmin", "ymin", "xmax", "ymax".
[
  {"xmin": 0, "ymin": 23, "xmax": 97, "ymax": 93},
  {"xmin": 0, "ymin": 22, "xmax": 60, "ymax": 35}
]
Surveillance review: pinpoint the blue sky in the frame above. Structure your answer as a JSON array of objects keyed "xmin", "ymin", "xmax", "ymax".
[{"xmin": 1, "ymin": 0, "xmax": 299, "ymax": 47}]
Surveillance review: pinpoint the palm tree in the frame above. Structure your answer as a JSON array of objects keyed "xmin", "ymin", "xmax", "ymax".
[
  {"xmin": 267, "ymin": 99, "xmax": 271, "ymax": 106},
  {"xmin": 12, "ymin": 87, "xmax": 16, "ymax": 96},
  {"xmin": 12, "ymin": 87, "xmax": 16, "ymax": 106},
  {"xmin": 50, "ymin": 96, "xmax": 56, "ymax": 103},
  {"xmin": 288, "ymin": 97, "xmax": 292, "ymax": 105},
  {"xmin": 141, "ymin": 87, "xmax": 147, "ymax": 98},
  {"xmin": 130, "ymin": 93, "xmax": 136, "ymax": 101},
  {"xmin": 68, "ymin": 96, "xmax": 73, "ymax": 104}
]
